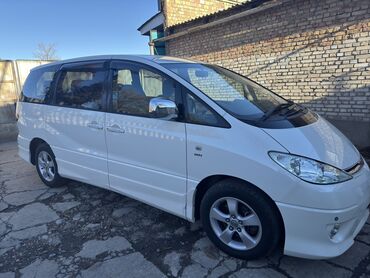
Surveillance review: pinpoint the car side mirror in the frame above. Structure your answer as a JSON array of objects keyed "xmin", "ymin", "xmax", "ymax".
[{"xmin": 149, "ymin": 97, "xmax": 178, "ymax": 120}]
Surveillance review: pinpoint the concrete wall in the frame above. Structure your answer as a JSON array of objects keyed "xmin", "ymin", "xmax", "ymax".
[
  {"xmin": 0, "ymin": 61, "xmax": 18, "ymax": 142},
  {"xmin": 0, "ymin": 60, "xmax": 51, "ymax": 142},
  {"xmin": 165, "ymin": 0, "xmax": 370, "ymax": 148}
]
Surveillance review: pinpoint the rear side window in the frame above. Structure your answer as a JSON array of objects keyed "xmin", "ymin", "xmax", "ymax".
[
  {"xmin": 21, "ymin": 65, "xmax": 58, "ymax": 104},
  {"xmin": 55, "ymin": 63, "xmax": 106, "ymax": 111}
]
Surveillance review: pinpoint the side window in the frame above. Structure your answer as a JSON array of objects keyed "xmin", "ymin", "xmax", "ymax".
[
  {"xmin": 184, "ymin": 89, "xmax": 229, "ymax": 127},
  {"xmin": 21, "ymin": 66, "xmax": 58, "ymax": 104},
  {"xmin": 55, "ymin": 64, "xmax": 106, "ymax": 111},
  {"xmin": 139, "ymin": 69, "xmax": 164, "ymax": 97},
  {"xmin": 111, "ymin": 63, "xmax": 177, "ymax": 117}
]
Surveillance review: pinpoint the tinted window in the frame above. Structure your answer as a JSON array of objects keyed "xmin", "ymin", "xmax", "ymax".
[
  {"xmin": 55, "ymin": 64, "xmax": 106, "ymax": 111},
  {"xmin": 183, "ymin": 88, "xmax": 227, "ymax": 127},
  {"xmin": 111, "ymin": 63, "xmax": 178, "ymax": 117},
  {"xmin": 21, "ymin": 65, "xmax": 58, "ymax": 104}
]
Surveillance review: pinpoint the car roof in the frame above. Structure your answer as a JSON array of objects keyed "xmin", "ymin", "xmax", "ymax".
[{"xmin": 31, "ymin": 55, "xmax": 198, "ymax": 71}]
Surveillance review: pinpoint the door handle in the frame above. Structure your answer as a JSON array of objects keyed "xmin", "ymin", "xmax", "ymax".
[
  {"xmin": 87, "ymin": 122, "xmax": 103, "ymax": 130},
  {"xmin": 107, "ymin": 124, "xmax": 125, "ymax": 133}
]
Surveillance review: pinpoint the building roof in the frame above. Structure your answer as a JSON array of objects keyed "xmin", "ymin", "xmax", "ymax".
[
  {"xmin": 168, "ymin": 0, "xmax": 271, "ymax": 29},
  {"xmin": 137, "ymin": 12, "xmax": 164, "ymax": 35},
  {"xmin": 155, "ymin": 0, "xmax": 281, "ymax": 42}
]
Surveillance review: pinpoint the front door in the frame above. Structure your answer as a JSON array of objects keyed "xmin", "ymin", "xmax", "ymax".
[{"xmin": 105, "ymin": 61, "xmax": 187, "ymax": 217}]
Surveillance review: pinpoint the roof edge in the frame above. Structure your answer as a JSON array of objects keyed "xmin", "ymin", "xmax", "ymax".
[
  {"xmin": 137, "ymin": 11, "xmax": 163, "ymax": 33},
  {"xmin": 155, "ymin": 0, "xmax": 283, "ymax": 42},
  {"xmin": 167, "ymin": 0, "xmax": 252, "ymax": 28}
]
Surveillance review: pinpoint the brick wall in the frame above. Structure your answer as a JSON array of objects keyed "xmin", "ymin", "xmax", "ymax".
[
  {"xmin": 164, "ymin": 0, "xmax": 247, "ymax": 27},
  {"xmin": 166, "ymin": 0, "xmax": 370, "ymax": 123}
]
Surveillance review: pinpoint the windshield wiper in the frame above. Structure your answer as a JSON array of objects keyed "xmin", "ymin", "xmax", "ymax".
[
  {"xmin": 284, "ymin": 104, "xmax": 306, "ymax": 117},
  {"xmin": 260, "ymin": 100, "xmax": 294, "ymax": 122}
]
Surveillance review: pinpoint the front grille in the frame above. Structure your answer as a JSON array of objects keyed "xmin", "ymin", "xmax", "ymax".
[{"xmin": 345, "ymin": 159, "xmax": 364, "ymax": 175}]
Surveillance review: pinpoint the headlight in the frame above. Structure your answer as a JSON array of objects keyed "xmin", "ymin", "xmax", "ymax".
[{"xmin": 269, "ymin": 152, "xmax": 352, "ymax": 184}]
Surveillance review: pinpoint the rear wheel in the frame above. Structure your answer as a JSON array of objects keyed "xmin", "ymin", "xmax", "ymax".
[
  {"xmin": 35, "ymin": 143, "xmax": 65, "ymax": 187},
  {"xmin": 200, "ymin": 179, "xmax": 282, "ymax": 259}
]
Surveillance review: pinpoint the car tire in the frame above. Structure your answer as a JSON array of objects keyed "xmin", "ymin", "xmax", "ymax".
[
  {"xmin": 35, "ymin": 143, "xmax": 65, "ymax": 187},
  {"xmin": 200, "ymin": 178, "xmax": 282, "ymax": 260}
]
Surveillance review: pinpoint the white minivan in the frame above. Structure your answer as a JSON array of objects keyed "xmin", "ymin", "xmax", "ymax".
[{"xmin": 17, "ymin": 55, "xmax": 369, "ymax": 260}]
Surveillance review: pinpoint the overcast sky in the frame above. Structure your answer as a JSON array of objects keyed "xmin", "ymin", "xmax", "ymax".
[{"xmin": 0, "ymin": 0, "xmax": 158, "ymax": 60}]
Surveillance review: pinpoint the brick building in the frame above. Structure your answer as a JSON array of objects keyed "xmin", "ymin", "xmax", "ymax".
[{"xmin": 139, "ymin": 0, "xmax": 370, "ymax": 148}]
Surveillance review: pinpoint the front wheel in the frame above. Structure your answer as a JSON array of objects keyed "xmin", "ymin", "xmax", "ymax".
[
  {"xmin": 200, "ymin": 179, "xmax": 282, "ymax": 260},
  {"xmin": 35, "ymin": 143, "xmax": 65, "ymax": 187}
]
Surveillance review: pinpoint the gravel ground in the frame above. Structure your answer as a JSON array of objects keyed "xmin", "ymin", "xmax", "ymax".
[{"xmin": 0, "ymin": 141, "xmax": 369, "ymax": 278}]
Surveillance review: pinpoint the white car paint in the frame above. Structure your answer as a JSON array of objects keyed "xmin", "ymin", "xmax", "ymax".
[
  {"xmin": 105, "ymin": 112, "xmax": 187, "ymax": 218},
  {"xmin": 263, "ymin": 116, "xmax": 360, "ymax": 169},
  {"xmin": 43, "ymin": 106, "xmax": 109, "ymax": 189},
  {"xmin": 17, "ymin": 55, "xmax": 370, "ymax": 259}
]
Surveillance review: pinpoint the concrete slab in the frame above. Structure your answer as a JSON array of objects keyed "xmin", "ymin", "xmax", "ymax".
[
  {"xmin": 0, "ymin": 141, "xmax": 369, "ymax": 277},
  {"xmin": 80, "ymin": 253, "xmax": 165, "ymax": 278}
]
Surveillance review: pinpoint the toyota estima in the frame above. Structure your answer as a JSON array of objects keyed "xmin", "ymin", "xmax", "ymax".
[{"xmin": 17, "ymin": 55, "xmax": 370, "ymax": 260}]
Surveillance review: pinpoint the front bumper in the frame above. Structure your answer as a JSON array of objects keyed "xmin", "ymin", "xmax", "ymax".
[{"xmin": 277, "ymin": 164, "xmax": 370, "ymax": 259}]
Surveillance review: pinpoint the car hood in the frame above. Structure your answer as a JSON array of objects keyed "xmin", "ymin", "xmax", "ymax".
[{"xmin": 262, "ymin": 116, "xmax": 360, "ymax": 169}]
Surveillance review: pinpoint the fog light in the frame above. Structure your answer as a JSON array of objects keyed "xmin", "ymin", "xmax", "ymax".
[{"xmin": 329, "ymin": 223, "xmax": 340, "ymax": 239}]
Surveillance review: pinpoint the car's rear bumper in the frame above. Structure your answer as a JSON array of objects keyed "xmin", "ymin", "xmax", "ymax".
[{"xmin": 17, "ymin": 135, "xmax": 31, "ymax": 163}]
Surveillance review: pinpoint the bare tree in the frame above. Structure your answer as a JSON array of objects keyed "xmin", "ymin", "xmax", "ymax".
[{"xmin": 34, "ymin": 43, "xmax": 59, "ymax": 60}]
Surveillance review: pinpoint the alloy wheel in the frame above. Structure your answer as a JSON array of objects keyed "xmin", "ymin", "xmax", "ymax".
[
  {"xmin": 37, "ymin": 151, "xmax": 55, "ymax": 182},
  {"xmin": 209, "ymin": 197, "xmax": 262, "ymax": 250}
]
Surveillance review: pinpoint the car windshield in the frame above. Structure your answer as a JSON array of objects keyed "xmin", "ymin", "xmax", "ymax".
[{"xmin": 163, "ymin": 63, "xmax": 290, "ymax": 121}]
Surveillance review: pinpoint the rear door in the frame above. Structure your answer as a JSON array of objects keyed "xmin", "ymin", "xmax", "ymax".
[
  {"xmin": 18, "ymin": 64, "xmax": 60, "ymax": 161},
  {"xmin": 43, "ymin": 61, "xmax": 109, "ymax": 188},
  {"xmin": 105, "ymin": 61, "xmax": 187, "ymax": 217}
]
